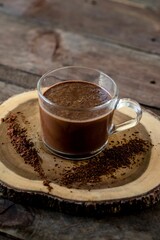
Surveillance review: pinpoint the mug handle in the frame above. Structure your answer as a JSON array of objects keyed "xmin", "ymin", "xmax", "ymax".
[{"xmin": 110, "ymin": 98, "xmax": 142, "ymax": 134}]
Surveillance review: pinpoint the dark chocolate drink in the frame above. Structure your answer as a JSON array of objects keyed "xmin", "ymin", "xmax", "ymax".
[{"xmin": 39, "ymin": 81, "xmax": 114, "ymax": 158}]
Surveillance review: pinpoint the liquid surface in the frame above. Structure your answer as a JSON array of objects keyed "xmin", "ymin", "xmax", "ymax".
[{"xmin": 44, "ymin": 81, "xmax": 111, "ymax": 109}]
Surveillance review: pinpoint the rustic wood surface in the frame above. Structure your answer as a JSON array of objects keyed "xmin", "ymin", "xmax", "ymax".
[{"xmin": 0, "ymin": 0, "xmax": 160, "ymax": 239}]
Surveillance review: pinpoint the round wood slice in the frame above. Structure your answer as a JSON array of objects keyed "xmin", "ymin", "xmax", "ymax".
[{"xmin": 0, "ymin": 91, "xmax": 160, "ymax": 216}]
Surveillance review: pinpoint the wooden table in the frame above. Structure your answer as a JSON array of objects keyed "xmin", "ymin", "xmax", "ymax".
[{"xmin": 0, "ymin": 0, "xmax": 160, "ymax": 239}]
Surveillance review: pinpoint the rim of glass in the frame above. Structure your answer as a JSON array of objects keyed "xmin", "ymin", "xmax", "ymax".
[{"xmin": 37, "ymin": 66, "xmax": 118, "ymax": 111}]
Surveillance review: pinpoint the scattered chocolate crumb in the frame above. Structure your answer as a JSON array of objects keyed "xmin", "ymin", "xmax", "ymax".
[
  {"xmin": 122, "ymin": 138, "xmax": 127, "ymax": 142},
  {"xmin": 1, "ymin": 118, "xmax": 4, "ymax": 122},
  {"xmin": 16, "ymin": 111, "xmax": 30, "ymax": 125},
  {"xmin": 43, "ymin": 179, "xmax": 52, "ymax": 192},
  {"xmin": 61, "ymin": 138, "xmax": 150, "ymax": 188},
  {"xmin": 121, "ymin": 173, "xmax": 126, "ymax": 176},
  {"xmin": 4, "ymin": 113, "xmax": 53, "ymax": 192}
]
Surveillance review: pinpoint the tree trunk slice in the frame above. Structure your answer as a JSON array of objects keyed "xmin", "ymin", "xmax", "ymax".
[{"xmin": 0, "ymin": 91, "xmax": 160, "ymax": 215}]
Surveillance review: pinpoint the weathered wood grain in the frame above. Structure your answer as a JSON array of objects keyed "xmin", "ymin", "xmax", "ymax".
[
  {"xmin": 1, "ymin": 196, "xmax": 160, "ymax": 240},
  {"xmin": 0, "ymin": 64, "xmax": 39, "ymax": 89},
  {"xmin": 0, "ymin": 13, "xmax": 159, "ymax": 108},
  {"xmin": 2, "ymin": 0, "xmax": 160, "ymax": 12},
  {"xmin": 0, "ymin": 81, "xmax": 27, "ymax": 102},
  {"xmin": 0, "ymin": 199, "xmax": 34, "ymax": 229},
  {"xmin": 0, "ymin": 232, "xmax": 23, "ymax": 240},
  {"xmin": 1, "ymin": 0, "xmax": 160, "ymax": 54},
  {"xmin": 113, "ymin": 0, "xmax": 160, "ymax": 10}
]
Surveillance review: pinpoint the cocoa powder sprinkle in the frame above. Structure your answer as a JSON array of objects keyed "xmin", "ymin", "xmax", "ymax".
[
  {"xmin": 4, "ymin": 113, "xmax": 53, "ymax": 192},
  {"xmin": 61, "ymin": 138, "xmax": 150, "ymax": 188}
]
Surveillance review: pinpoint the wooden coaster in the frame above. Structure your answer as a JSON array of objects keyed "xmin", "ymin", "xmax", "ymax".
[{"xmin": 0, "ymin": 91, "xmax": 160, "ymax": 215}]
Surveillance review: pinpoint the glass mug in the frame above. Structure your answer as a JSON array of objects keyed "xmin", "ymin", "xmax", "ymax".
[{"xmin": 37, "ymin": 66, "xmax": 142, "ymax": 160}]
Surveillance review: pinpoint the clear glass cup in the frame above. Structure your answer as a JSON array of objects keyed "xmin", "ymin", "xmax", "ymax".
[{"xmin": 37, "ymin": 66, "xmax": 142, "ymax": 160}]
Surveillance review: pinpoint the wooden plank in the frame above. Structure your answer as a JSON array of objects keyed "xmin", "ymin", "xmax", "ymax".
[
  {"xmin": 0, "ymin": 13, "xmax": 159, "ymax": 108},
  {"xmin": 0, "ymin": 81, "xmax": 27, "ymax": 102},
  {"xmin": 0, "ymin": 64, "xmax": 39, "ymax": 89},
  {"xmin": 112, "ymin": 0, "xmax": 160, "ymax": 10},
  {"xmin": 1, "ymin": 0, "xmax": 160, "ymax": 54},
  {"xmin": 2, "ymin": 0, "xmax": 160, "ymax": 12},
  {"xmin": 1, "ymin": 196, "xmax": 160, "ymax": 240},
  {"xmin": 0, "ymin": 231, "xmax": 23, "ymax": 240}
]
